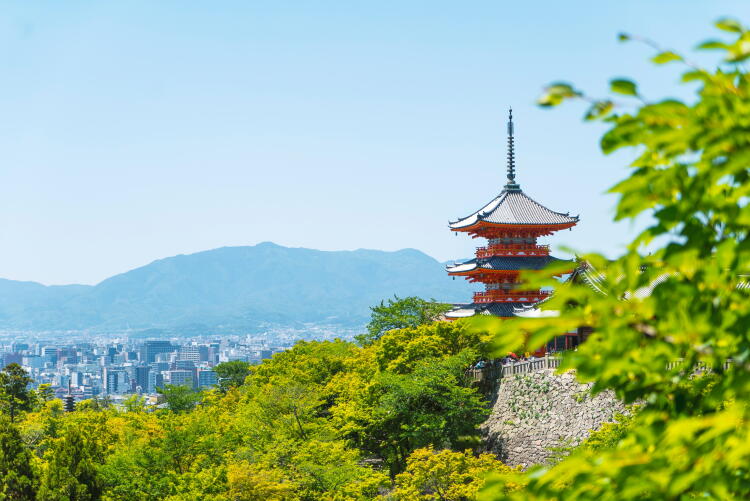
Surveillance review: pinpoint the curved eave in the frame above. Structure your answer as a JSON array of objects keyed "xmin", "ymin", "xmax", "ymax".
[
  {"xmin": 445, "ymin": 308, "xmax": 478, "ymax": 319},
  {"xmin": 449, "ymin": 220, "xmax": 578, "ymax": 233},
  {"xmin": 446, "ymin": 266, "xmax": 521, "ymax": 277}
]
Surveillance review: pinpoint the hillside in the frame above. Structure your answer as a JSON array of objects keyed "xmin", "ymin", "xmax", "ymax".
[{"xmin": 0, "ymin": 242, "xmax": 474, "ymax": 332}]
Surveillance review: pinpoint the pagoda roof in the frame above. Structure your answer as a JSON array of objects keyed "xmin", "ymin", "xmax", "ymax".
[
  {"xmin": 446, "ymin": 255, "xmax": 565, "ymax": 274},
  {"xmin": 445, "ymin": 302, "xmax": 535, "ymax": 319},
  {"xmin": 449, "ymin": 189, "xmax": 579, "ymax": 230}
]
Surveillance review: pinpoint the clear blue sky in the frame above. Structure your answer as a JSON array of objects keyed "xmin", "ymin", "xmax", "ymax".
[{"xmin": 1, "ymin": 1, "xmax": 746, "ymax": 285}]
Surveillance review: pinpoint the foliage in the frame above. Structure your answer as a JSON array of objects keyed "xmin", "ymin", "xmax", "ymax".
[
  {"xmin": 159, "ymin": 384, "xmax": 201, "ymax": 413},
  {"xmin": 7, "ymin": 317, "xmax": 493, "ymax": 498},
  {"xmin": 38, "ymin": 423, "xmax": 104, "ymax": 501},
  {"xmin": 476, "ymin": 17, "xmax": 750, "ymax": 500},
  {"xmin": 226, "ymin": 460, "xmax": 295, "ymax": 500},
  {"xmin": 375, "ymin": 321, "xmax": 489, "ymax": 374},
  {"xmin": 358, "ymin": 296, "xmax": 452, "ymax": 345},
  {"xmin": 336, "ymin": 351, "xmax": 489, "ymax": 475},
  {"xmin": 214, "ymin": 360, "xmax": 252, "ymax": 392},
  {"xmin": 33, "ymin": 384, "xmax": 55, "ymax": 409},
  {"xmin": 0, "ymin": 363, "xmax": 33, "ymax": 422},
  {"xmin": 0, "ymin": 415, "xmax": 37, "ymax": 501},
  {"xmin": 386, "ymin": 447, "xmax": 523, "ymax": 500}
]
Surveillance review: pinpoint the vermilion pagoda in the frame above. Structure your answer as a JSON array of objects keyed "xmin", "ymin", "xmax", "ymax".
[{"xmin": 445, "ymin": 109, "xmax": 578, "ymax": 320}]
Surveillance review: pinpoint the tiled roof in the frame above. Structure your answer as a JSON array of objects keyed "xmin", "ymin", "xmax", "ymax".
[
  {"xmin": 445, "ymin": 302, "xmax": 535, "ymax": 319},
  {"xmin": 449, "ymin": 189, "xmax": 579, "ymax": 229},
  {"xmin": 446, "ymin": 255, "xmax": 565, "ymax": 274}
]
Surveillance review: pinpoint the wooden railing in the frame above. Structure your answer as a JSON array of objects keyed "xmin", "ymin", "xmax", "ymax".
[
  {"xmin": 476, "ymin": 244, "xmax": 550, "ymax": 258},
  {"xmin": 465, "ymin": 356, "xmax": 561, "ymax": 382},
  {"xmin": 473, "ymin": 290, "xmax": 550, "ymax": 303},
  {"xmin": 467, "ymin": 357, "xmax": 734, "ymax": 384}
]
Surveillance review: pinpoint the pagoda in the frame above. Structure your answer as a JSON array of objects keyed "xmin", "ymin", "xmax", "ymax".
[{"xmin": 445, "ymin": 109, "xmax": 579, "ymax": 319}]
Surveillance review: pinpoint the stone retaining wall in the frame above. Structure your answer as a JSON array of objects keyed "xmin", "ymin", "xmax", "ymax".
[{"xmin": 481, "ymin": 370, "xmax": 626, "ymax": 467}]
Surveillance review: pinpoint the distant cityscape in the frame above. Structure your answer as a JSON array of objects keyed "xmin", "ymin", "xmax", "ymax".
[{"xmin": 0, "ymin": 325, "xmax": 360, "ymax": 405}]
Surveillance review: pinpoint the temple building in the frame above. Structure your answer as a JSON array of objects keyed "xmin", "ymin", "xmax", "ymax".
[{"xmin": 445, "ymin": 109, "xmax": 579, "ymax": 320}]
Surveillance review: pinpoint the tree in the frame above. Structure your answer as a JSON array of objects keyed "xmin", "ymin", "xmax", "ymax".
[
  {"xmin": 375, "ymin": 321, "xmax": 490, "ymax": 374},
  {"xmin": 158, "ymin": 384, "xmax": 201, "ymax": 413},
  {"xmin": 38, "ymin": 425, "xmax": 103, "ymax": 501},
  {"xmin": 389, "ymin": 447, "xmax": 523, "ymax": 500},
  {"xmin": 0, "ymin": 416, "xmax": 37, "ymax": 500},
  {"xmin": 343, "ymin": 352, "xmax": 489, "ymax": 475},
  {"xmin": 475, "ymin": 17, "xmax": 750, "ymax": 500},
  {"xmin": 358, "ymin": 296, "xmax": 452, "ymax": 345},
  {"xmin": 0, "ymin": 363, "xmax": 33, "ymax": 422},
  {"xmin": 34, "ymin": 383, "xmax": 55, "ymax": 409},
  {"xmin": 226, "ymin": 460, "xmax": 296, "ymax": 501},
  {"xmin": 214, "ymin": 360, "xmax": 252, "ymax": 392},
  {"xmin": 122, "ymin": 394, "xmax": 146, "ymax": 413}
]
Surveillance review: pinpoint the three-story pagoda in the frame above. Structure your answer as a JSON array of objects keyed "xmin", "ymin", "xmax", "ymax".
[{"xmin": 445, "ymin": 110, "xmax": 579, "ymax": 319}]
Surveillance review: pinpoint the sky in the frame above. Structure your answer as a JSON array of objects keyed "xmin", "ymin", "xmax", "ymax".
[{"xmin": 1, "ymin": 1, "xmax": 747, "ymax": 285}]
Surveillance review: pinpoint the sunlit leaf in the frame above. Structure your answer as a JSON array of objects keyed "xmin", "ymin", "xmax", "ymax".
[
  {"xmin": 715, "ymin": 18, "xmax": 743, "ymax": 33},
  {"xmin": 651, "ymin": 51, "xmax": 682, "ymax": 64},
  {"xmin": 610, "ymin": 78, "xmax": 638, "ymax": 96}
]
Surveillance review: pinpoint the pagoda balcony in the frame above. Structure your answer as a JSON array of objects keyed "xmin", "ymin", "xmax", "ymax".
[
  {"xmin": 473, "ymin": 290, "xmax": 550, "ymax": 303},
  {"xmin": 475, "ymin": 243, "xmax": 550, "ymax": 258}
]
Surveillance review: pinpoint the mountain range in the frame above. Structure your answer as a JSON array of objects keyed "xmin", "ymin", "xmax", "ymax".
[{"xmin": 0, "ymin": 242, "xmax": 474, "ymax": 333}]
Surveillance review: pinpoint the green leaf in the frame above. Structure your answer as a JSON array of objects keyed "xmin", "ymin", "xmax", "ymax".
[
  {"xmin": 681, "ymin": 70, "xmax": 707, "ymax": 83},
  {"xmin": 585, "ymin": 100, "xmax": 614, "ymax": 121},
  {"xmin": 538, "ymin": 82, "xmax": 581, "ymax": 108},
  {"xmin": 697, "ymin": 40, "xmax": 729, "ymax": 50},
  {"xmin": 547, "ymin": 82, "xmax": 580, "ymax": 98},
  {"xmin": 610, "ymin": 79, "xmax": 638, "ymax": 96},
  {"xmin": 715, "ymin": 18, "xmax": 743, "ymax": 33},
  {"xmin": 651, "ymin": 51, "xmax": 682, "ymax": 64}
]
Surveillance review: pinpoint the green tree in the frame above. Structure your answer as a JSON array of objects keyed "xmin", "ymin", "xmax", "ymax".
[
  {"xmin": 375, "ymin": 321, "xmax": 489, "ymax": 374},
  {"xmin": 388, "ymin": 447, "xmax": 523, "ymax": 500},
  {"xmin": 358, "ymin": 296, "xmax": 452, "ymax": 345},
  {"xmin": 38, "ymin": 425, "xmax": 103, "ymax": 501},
  {"xmin": 122, "ymin": 394, "xmax": 146, "ymax": 413},
  {"xmin": 0, "ymin": 415, "xmax": 37, "ymax": 501},
  {"xmin": 476, "ymin": 17, "xmax": 750, "ymax": 500},
  {"xmin": 34, "ymin": 383, "xmax": 55, "ymax": 409},
  {"xmin": 0, "ymin": 363, "xmax": 33, "ymax": 422},
  {"xmin": 345, "ymin": 352, "xmax": 489, "ymax": 475},
  {"xmin": 214, "ymin": 360, "xmax": 252, "ymax": 392},
  {"xmin": 159, "ymin": 384, "xmax": 200, "ymax": 413}
]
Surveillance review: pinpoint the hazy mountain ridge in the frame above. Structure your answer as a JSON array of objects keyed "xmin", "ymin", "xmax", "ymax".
[{"xmin": 0, "ymin": 242, "xmax": 473, "ymax": 332}]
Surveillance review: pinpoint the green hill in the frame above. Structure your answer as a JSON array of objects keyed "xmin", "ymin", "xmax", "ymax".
[{"xmin": 0, "ymin": 242, "xmax": 473, "ymax": 331}]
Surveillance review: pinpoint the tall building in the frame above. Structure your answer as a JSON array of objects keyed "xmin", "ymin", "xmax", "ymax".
[
  {"xmin": 141, "ymin": 341, "xmax": 175, "ymax": 364},
  {"xmin": 179, "ymin": 345, "xmax": 207, "ymax": 362},
  {"xmin": 42, "ymin": 346, "xmax": 58, "ymax": 363},
  {"xmin": 168, "ymin": 370, "xmax": 194, "ymax": 388},
  {"xmin": 147, "ymin": 371, "xmax": 164, "ymax": 393},
  {"xmin": 150, "ymin": 361, "xmax": 170, "ymax": 373},
  {"xmin": 197, "ymin": 369, "xmax": 217, "ymax": 388},
  {"xmin": 2, "ymin": 352, "xmax": 23, "ymax": 367},
  {"xmin": 70, "ymin": 371, "xmax": 84, "ymax": 388},
  {"xmin": 446, "ymin": 109, "xmax": 579, "ymax": 320},
  {"xmin": 103, "ymin": 369, "xmax": 129, "ymax": 394},
  {"xmin": 134, "ymin": 366, "xmax": 150, "ymax": 393},
  {"xmin": 173, "ymin": 360, "xmax": 196, "ymax": 371}
]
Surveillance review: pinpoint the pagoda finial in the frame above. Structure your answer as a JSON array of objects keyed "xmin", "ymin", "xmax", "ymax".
[{"xmin": 505, "ymin": 107, "xmax": 520, "ymax": 191}]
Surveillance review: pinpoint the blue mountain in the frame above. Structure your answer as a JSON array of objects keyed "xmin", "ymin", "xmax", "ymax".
[{"xmin": 0, "ymin": 243, "xmax": 474, "ymax": 332}]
